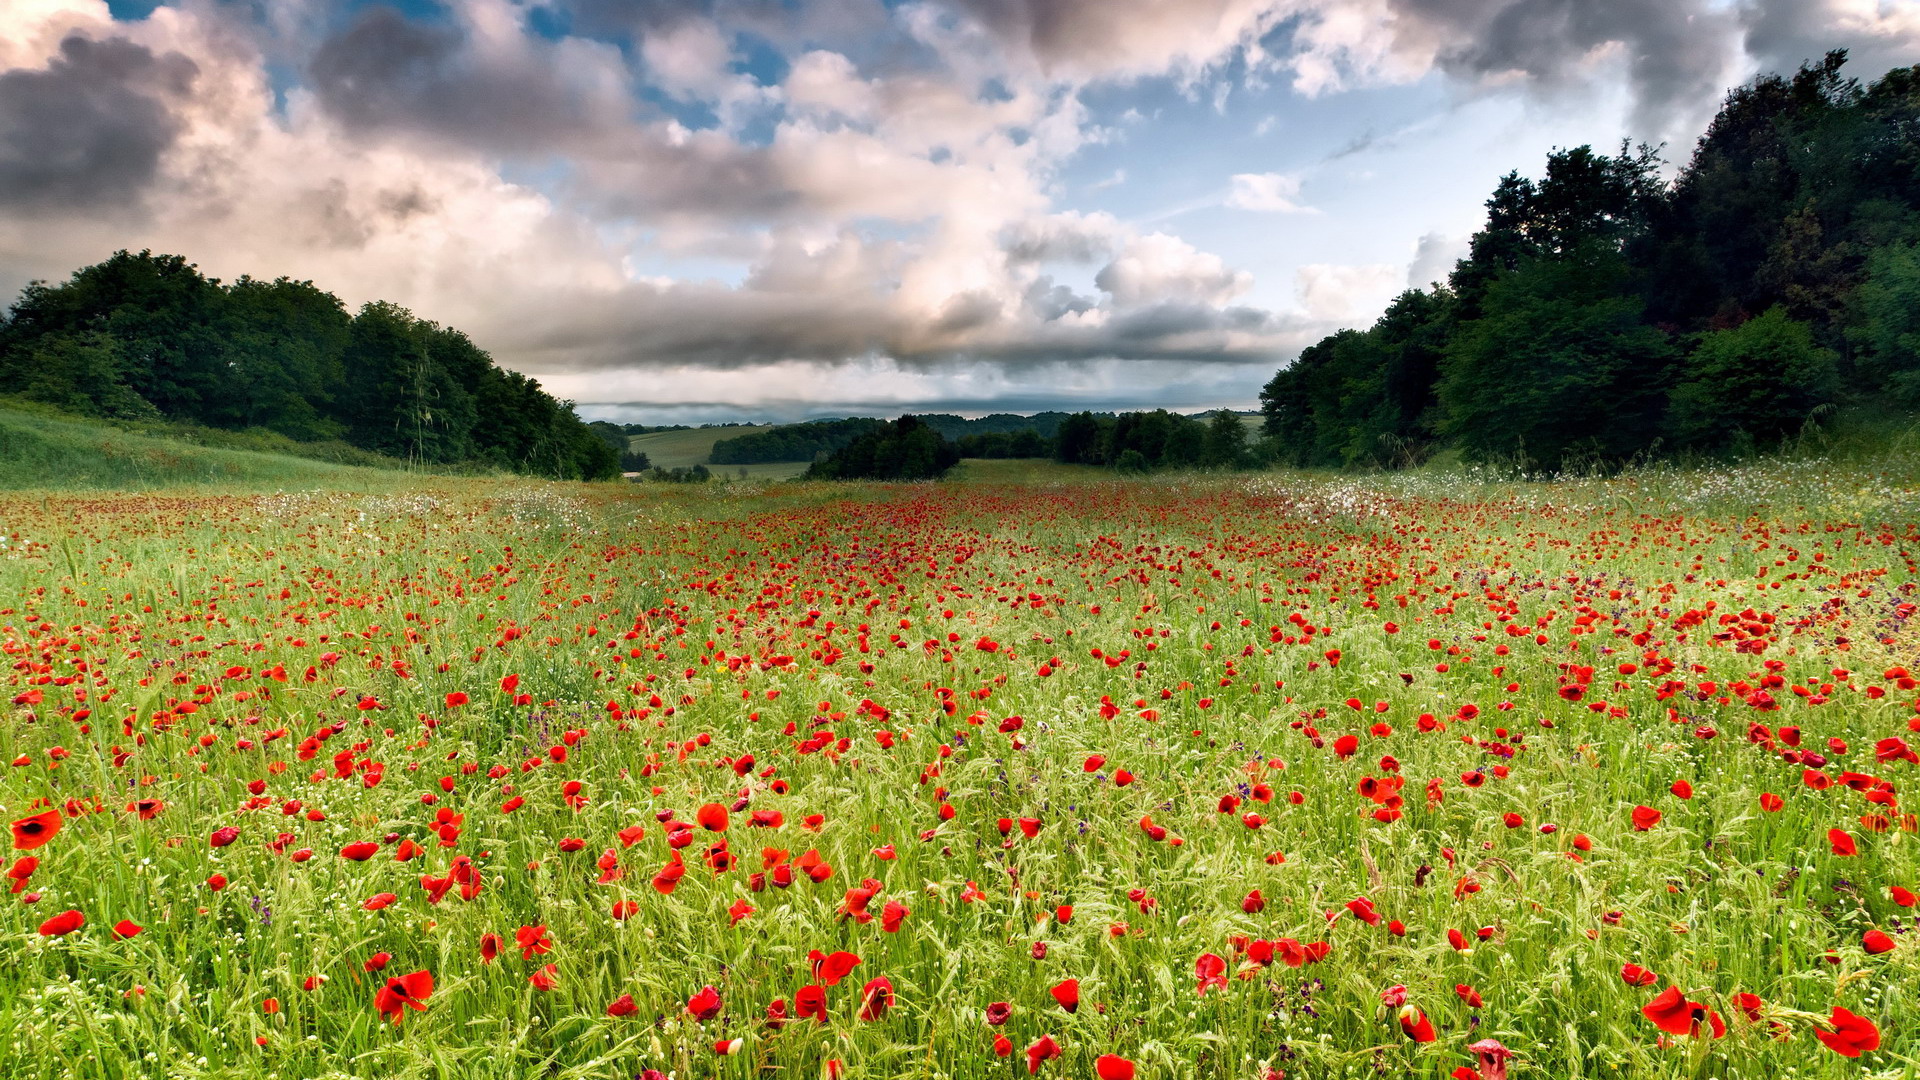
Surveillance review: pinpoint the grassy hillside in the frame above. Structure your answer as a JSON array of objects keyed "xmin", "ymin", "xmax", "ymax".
[
  {"xmin": 0, "ymin": 404, "xmax": 436, "ymax": 491},
  {"xmin": 627, "ymin": 425, "xmax": 777, "ymax": 467}
]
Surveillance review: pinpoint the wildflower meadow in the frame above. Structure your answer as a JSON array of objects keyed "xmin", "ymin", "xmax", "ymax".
[{"xmin": 2, "ymin": 461, "xmax": 1917, "ymax": 1080}]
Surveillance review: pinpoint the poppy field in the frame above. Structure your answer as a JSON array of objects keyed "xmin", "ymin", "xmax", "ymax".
[{"xmin": 2, "ymin": 462, "xmax": 1919, "ymax": 1080}]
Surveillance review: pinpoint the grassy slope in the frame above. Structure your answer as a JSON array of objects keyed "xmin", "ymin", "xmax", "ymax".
[
  {"xmin": 627, "ymin": 425, "xmax": 778, "ymax": 467},
  {"xmin": 0, "ymin": 406, "xmax": 427, "ymax": 491}
]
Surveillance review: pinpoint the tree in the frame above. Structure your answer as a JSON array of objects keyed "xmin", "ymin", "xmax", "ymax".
[
  {"xmin": 1053, "ymin": 412, "xmax": 1108, "ymax": 465},
  {"xmin": 1203, "ymin": 409, "xmax": 1248, "ymax": 468},
  {"xmin": 1668, "ymin": 307, "xmax": 1839, "ymax": 450}
]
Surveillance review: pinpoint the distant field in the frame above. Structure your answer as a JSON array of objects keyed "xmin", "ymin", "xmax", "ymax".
[
  {"xmin": 628, "ymin": 425, "xmax": 780, "ymax": 468},
  {"xmin": 949, "ymin": 457, "xmax": 1097, "ymax": 483}
]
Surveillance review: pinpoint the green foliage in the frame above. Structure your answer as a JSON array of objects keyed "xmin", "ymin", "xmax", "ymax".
[
  {"xmin": 1439, "ymin": 245, "xmax": 1675, "ymax": 471},
  {"xmin": 805, "ymin": 415, "xmax": 961, "ymax": 480},
  {"xmin": 1857, "ymin": 240, "xmax": 1920, "ymax": 406},
  {"xmin": 0, "ymin": 251, "xmax": 617, "ymax": 482},
  {"xmin": 1670, "ymin": 307, "xmax": 1840, "ymax": 450},
  {"xmin": 1264, "ymin": 54, "xmax": 1920, "ymax": 472},
  {"xmin": 953, "ymin": 428, "xmax": 1051, "ymax": 458}
]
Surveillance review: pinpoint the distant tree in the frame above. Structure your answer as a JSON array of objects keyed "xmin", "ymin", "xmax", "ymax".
[
  {"xmin": 1053, "ymin": 412, "xmax": 1109, "ymax": 465},
  {"xmin": 619, "ymin": 449, "xmax": 653, "ymax": 472},
  {"xmin": 806, "ymin": 415, "xmax": 960, "ymax": 480},
  {"xmin": 1203, "ymin": 409, "xmax": 1248, "ymax": 468}
]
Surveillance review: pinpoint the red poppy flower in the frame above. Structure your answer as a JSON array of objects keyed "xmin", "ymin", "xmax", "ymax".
[
  {"xmin": 1345, "ymin": 896, "xmax": 1382, "ymax": 925},
  {"xmin": 339, "ymin": 840, "xmax": 380, "ymax": 860},
  {"xmin": 1816, "ymin": 1006, "xmax": 1880, "ymax": 1057},
  {"xmin": 1094, "ymin": 1055, "xmax": 1135, "ymax": 1080},
  {"xmin": 1892, "ymin": 886, "xmax": 1918, "ymax": 907},
  {"xmin": 1025, "ymin": 1034, "xmax": 1061, "ymax": 1074},
  {"xmin": 1862, "ymin": 929, "xmax": 1895, "ymax": 955},
  {"xmin": 697, "ymin": 803, "xmax": 729, "ymax": 832},
  {"xmin": 11, "ymin": 809, "xmax": 61, "ymax": 851},
  {"xmin": 516, "ymin": 924, "xmax": 553, "ymax": 960},
  {"xmin": 1829, "ymin": 829, "xmax": 1857, "ymax": 856},
  {"xmin": 1641, "ymin": 985, "xmax": 1712, "ymax": 1037},
  {"xmin": 112, "ymin": 919, "xmax": 142, "ymax": 939},
  {"xmin": 479, "ymin": 933, "xmax": 502, "ymax": 963},
  {"xmin": 1671, "ymin": 780, "xmax": 1693, "ymax": 799},
  {"xmin": 687, "ymin": 985, "xmax": 722, "ymax": 1021},
  {"xmin": 1397, "ymin": 1005, "xmax": 1436, "ymax": 1042},
  {"xmin": 985, "ymin": 1001, "xmax": 1012, "ymax": 1026},
  {"xmin": 858, "ymin": 976, "xmax": 893, "ymax": 1021},
  {"xmin": 373, "ymin": 970, "xmax": 433, "ymax": 1024},
  {"xmin": 796, "ymin": 984, "xmax": 828, "ymax": 1022},
  {"xmin": 1049, "ymin": 978, "xmax": 1078, "ymax": 1013},
  {"xmin": 1455, "ymin": 983, "xmax": 1482, "ymax": 1007},
  {"xmin": 1195, "ymin": 953, "xmax": 1227, "ymax": 995},
  {"xmin": 1631, "ymin": 806, "xmax": 1661, "ymax": 831},
  {"xmin": 880, "ymin": 899, "xmax": 909, "ymax": 932},
  {"xmin": 529, "ymin": 964, "xmax": 559, "ymax": 991},
  {"xmin": 1731, "ymin": 992, "xmax": 1764, "ymax": 1022},
  {"xmin": 1759, "ymin": 793, "xmax": 1783, "ymax": 812},
  {"xmin": 607, "ymin": 993, "xmax": 638, "ymax": 1017},
  {"xmin": 811, "ymin": 949, "xmax": 862, "ymax": 986},
  {"xmin": 128, "ymin": 799, "xmax": 164, "ymax": 820},
  {"xmin": 38, "ymin": 909, "xmax": 83, "ymax": 936},
  {"xmin": 1619, "ymin": 964, "xmax": 1658, "ymax": 987}
]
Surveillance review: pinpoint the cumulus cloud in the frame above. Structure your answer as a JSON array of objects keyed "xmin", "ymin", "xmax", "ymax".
[
  {"xmin": 1096, "ymin": 233, "xmax": 1252, "ymax": 308},
  {"xmin": 1406, "ymin": 231, "xmax": 1467, "ymax": 289},
  {"xmin": 1294, "ymin": 262, "xmax": 1402, "ymax": 320},
  {"xmin": 1225, "ymin": 172, "xmax": 1312, "ymax": 213}
]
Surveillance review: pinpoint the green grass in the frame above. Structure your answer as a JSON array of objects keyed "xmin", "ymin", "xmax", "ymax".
[
  {"xmin": 628, "ymin": 425, "xmax": 782, "ymax": 468},
  {"xmin": 0, "ymin": 452, "xmax": 1916, "ymax": 1079},
  {"xmin": 0, "ymin": 405, "xmax": 428, "ymax": 492}
]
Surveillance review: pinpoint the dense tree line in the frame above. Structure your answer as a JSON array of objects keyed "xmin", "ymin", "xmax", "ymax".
[
  {"xmin": 709, "ymin": 412, "xmax": 1076, "ymax": 464},
  {"xmin": 805, "ymin": 416, "xmax": 961, "ymax": 479},
  {"xmin": 1054, "ymin": 409, "xmax": 1257, "ymax": 471},
  {"xmin": 915, "ymin": 412, "xmax": 1075, "ymax": 441},
  {"xmin": 1262, "ymin": 54, "xmax": 1920, "ymax": 472},
  {"xmin": 0, "ymin": 251, "xmax": 619, "ymax": 480}
]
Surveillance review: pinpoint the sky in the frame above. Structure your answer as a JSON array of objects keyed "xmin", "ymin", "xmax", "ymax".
[{"xmin": 2, "ymin": 0, "xmax": 1916, "ymax": 423}]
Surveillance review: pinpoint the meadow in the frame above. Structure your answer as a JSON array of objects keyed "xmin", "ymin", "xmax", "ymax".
[{"xmin": 2, "ymin": 451, "xmax": 1918, "ymax": 1080}]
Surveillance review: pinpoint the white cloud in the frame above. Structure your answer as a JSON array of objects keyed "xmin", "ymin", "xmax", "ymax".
[
  {"xmin": 1294, "ymin": 262, "xmax": 1402, "ymax": 321},
  {"xmin": 1097, "ymin": 233, "xmax": 1251, "ymax": 308},
  {"xmin": 1225, "ymin": 172, "xmax": 1312, "ymax": 213}
]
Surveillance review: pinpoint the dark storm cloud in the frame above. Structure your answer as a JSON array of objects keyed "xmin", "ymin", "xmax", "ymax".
[
  {"xmin": 0, "ymin": 34, "xmax": 197, "ymax": 212},
  {"xmin": 1741, "ymin": 0, "xmax": 1920, "ymax": 85},
  {"xmin": 1382, "ymin": 0, "xmax": 1740, "ymax": 141},
  {"xmin": 307, "ymin": 5, "xmax": 627, "ymax": 155}
]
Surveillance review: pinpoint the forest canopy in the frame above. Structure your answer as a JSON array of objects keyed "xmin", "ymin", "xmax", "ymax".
[{"xmin": 0, "ymin": 252, "xmax": 619, "ymax": 480}]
